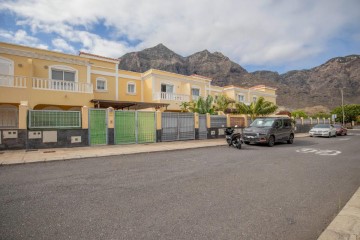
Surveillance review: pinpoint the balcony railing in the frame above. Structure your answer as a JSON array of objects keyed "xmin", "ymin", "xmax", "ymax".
[
  {"xmin": 153, "ymin": 92, "xmax": 190, "ymax": 102},
  {"xmin": 0, "ymin": 74, "xmax": 27, "ymax": 88},
  {"xmin": 32, "ymin": 78, "xmax": 93, "ymax": 93}
]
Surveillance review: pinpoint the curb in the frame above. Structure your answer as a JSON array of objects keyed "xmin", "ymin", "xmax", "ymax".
[{"xmin": 317, "ymin": 187, "xmax": 360, "ymax": 240}]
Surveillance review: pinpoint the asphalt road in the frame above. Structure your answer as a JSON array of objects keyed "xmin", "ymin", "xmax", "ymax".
[{"xmin": 0, "ymin": 131, "xmax": 359, "ymax": 240}]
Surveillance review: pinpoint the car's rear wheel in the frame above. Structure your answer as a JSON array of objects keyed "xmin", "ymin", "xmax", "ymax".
[
  {"xmin": 287, "ymin": 134, "xmax": 294, "ymax": 144},
  {"xmin": 268, "ymin": 136, "xmax": 275, "ymax": 147}
]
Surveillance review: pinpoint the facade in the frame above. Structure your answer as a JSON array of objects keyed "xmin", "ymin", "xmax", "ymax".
[{"xmin": 0, "ymin": 42, "xmax": 277, "ymax": 128}]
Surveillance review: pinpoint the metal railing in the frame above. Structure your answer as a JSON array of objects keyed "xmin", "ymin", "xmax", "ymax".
[
  {"xmin": 153, "ymin": 92, "xmax": 190, "ymax": 101},
  {"xmin": 28, "ymin": 110, "xmax": 81, "ymax": 129},
  {"xmin": 0, "ymin": 74, "xmax": 27, "ymax": 88},
  {"xmin": 32, "ymin": 78, "xmax": 93, "ymax": 93}
]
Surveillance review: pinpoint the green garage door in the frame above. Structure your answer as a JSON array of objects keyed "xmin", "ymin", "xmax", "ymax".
[
  {"xmin": 89, "ymin": 109, "xmax": 107, "ymax": 145},
  {"xmin": 114, "ymin": 111, "xmax": 136, "ymax": 144},
  {"xmin": 114, "ymin": 111, "xmax": 156, "ymax": 144}
]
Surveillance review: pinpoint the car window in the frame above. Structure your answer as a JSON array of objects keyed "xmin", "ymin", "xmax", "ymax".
[
  {"xmin": 275, "ymin": 120, "xmax": 283, "ymax": 128},
  {"xmin": 250, "ymin": 119, "xmax": 275, "ymax": 127},
  {"xmin": 284, "ymin": 119, "xmax": 291, "ymax": 128}
]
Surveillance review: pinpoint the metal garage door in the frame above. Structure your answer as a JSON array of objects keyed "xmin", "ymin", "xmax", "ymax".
[
  {"xmin": 199, "ymin": 114, "xmax": 207, "ymax": 139},
  {"xmin": 161, "ymin": 112, "xmax": 195, "ymax": 141},
  {"xmin": 114, "ymin": 111, "xmax": 156, "ymax": 144}
]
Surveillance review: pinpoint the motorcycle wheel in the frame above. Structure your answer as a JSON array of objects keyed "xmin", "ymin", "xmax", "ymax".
[{"xmin": 232, "ymin": 138, "xmax": 241, "ymax": 149}]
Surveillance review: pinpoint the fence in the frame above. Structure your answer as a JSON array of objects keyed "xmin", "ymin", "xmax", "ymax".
[
  {"xmin": 28, "ymin": 110, "xmax": 81, "ymax": 129},
  {"xmin": 0, "ymin": 107, "xmax": 18, "ymax": 129},
  {"xmin": 210, "ymin": 115, "xmax": 227, "ymax": 128}
]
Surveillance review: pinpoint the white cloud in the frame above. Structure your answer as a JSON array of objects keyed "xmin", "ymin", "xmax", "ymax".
[
  {"xmin": 52, "ymin": 38, "xmax": 75, "ymax": 53},
  {"xmin": 1, "ymin": 0, "xmax": 359, "ymax": 66},
  {"xmin": 0, "ymin": 29, "xmax": 48, "ymax": 49}
]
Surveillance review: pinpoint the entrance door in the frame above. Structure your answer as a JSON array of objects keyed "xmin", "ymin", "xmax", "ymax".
[{"xmin": 89, "ymin": 109, "xmax": 107, "ymax": 145}]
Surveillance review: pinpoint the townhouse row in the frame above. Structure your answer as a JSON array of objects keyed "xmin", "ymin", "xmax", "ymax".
[{"xmin": 0, "ymin": 41, "xmax": 277, "ymax": 129}]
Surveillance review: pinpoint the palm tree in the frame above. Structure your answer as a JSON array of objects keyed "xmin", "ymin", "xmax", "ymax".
[
  {"xmin": 188, "ymin": 95, "xmax": 215, "ymax": 114},
  {"xmin": 214, "ymin": 94, "xmax": 235, "ymax": 112},
  {"xmin": 235, "ymin": 97, "xmax": 278, "ymax": 120},
  {"xmin": 180, "ymin": 101, "xmax": 190, "ymax": 112}
]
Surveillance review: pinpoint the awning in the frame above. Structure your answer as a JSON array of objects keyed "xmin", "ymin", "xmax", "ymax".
[{"xmin": 90, "ymin": 99, "xmax": 169, "ymax": 110}]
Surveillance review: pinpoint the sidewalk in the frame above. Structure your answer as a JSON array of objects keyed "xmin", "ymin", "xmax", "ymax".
[
  {"xmin": 318, "ymin": 187, "xmax": 360, "ymax": 240},
  {"xmin": 0, "ymin": 133, "xmax": 309, "ymax": 165}
]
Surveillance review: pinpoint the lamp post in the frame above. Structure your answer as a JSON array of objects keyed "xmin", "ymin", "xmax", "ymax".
[{"xmin": 340, "ymin": 88, "xmax": 345, "ymax": 126}]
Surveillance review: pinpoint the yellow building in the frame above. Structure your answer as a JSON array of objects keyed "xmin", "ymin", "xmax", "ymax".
[{"xmin": 0, "ymin": 42, "xmax": 277, "ymax": 128}]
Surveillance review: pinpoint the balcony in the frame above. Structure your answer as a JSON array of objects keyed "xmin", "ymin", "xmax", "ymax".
[
  {"xmin": 153, "ymin": 92, "xmax": 190, "ymax": 102},
  {"xmin": 32, "ymin": 78, "xmax": 93, "ymax": 93},
  {"xmin": 0, "ymin": 74, "xmax": 27, "ymax": 88}
]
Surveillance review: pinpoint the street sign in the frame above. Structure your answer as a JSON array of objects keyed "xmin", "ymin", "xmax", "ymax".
[{"xmin": 332, "ymin": 114, "xmax": 337, "ymax": 120}]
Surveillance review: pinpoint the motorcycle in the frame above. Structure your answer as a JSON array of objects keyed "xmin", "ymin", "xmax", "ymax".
[{"xmin": 225, "ymin": 126, "xmax": 244, "ymax": 149}]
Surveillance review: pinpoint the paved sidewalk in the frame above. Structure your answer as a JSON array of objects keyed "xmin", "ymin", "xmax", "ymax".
[
  {"xmin": 318, "ymin": 187, "xmax": 360, "ymax": 240},
  {"xmin": 0, "ymin": 133, "xmax": 309, "ymax": 165}
]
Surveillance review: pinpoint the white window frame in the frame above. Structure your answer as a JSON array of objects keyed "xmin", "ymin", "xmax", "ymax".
[
  {"xmin": 0, "ymin": 56, "xmax": 14, "ymax": 76},
  {"xmin": 252, "ymin": 95, "xmax": 257, "ymax": 103},
  {"xmin": 191, "ymin": 87, "xmax": 200, "ymax": 96},
  {"xmin": 238, "ymin": 94, "xmax": 245, "ymax": 103},
  {"xmin": 127, "ymin": 81, "xmax": 136, "ymax": 94},
  {"xmin": 96, "ymin": 77, "xmax": 107, "ymax": 91},
  {"xmin": 160, "ymin": 82, "xmax": 174, "ymax": 93},
  {"xmin": 49, "ymin": 65, "xmax": 78, "ymax": 82}
]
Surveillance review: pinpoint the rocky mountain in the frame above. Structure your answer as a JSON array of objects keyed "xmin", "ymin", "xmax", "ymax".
[{"xmin": 119, "ymin": 44, "xmax": 360, "ymax": 110}]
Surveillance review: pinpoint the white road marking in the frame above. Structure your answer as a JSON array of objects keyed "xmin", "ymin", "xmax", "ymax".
[
  {"xmin": 296, "ymin": 148, "xmax": 342, "ymax": 156},
  {"xmin": 338, "ymin": 138, "xmax": 350, "ymax": 141}
]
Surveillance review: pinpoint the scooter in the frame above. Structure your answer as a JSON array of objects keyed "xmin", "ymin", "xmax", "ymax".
[{"xmin": 225, "ymin": 126, "xmax": 244, "ymax": 149}]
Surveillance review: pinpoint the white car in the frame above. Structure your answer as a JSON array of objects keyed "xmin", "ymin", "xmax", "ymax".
[{"xmin": 309, "ymin": 124, "xmax": 337, "ymax": 138}]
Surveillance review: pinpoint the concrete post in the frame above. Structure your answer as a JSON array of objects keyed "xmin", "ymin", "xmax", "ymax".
[
  {"xmin": 194, "ymin": 113, "xmax": 199, "ymax": 129},
  {"xmin": 18, "ymin": 101, "xmax": 29, "ymax": 129},
  {"xmin": 310, "ymin": 117, "xmax": 313, "ymax": 124},
  {"xmin": 107, "ymin": 107, "xmax": 114, "ymax": 129},
  {"xmin": 226, "ymin": 114, "xmax": 230, "ymax": 127},
  {"xmin": 317, "ymin": 118, "xmax": 320, "ymax": 124},
  {"xmin": 328, "ymin": 118, "xmax": 331, "ymax": 124},
  {"xmin": 81, "ymin": 106, "xmax": 89, "ymax": 129},
  {"xmin": 206, "ymin": 113, "xmax": 211, "ymax": 128},
  {"xmin": 301, "ymin": 117, "xmax": 304, "ymax": 125},
  {"xmin": 323, "ymin": 118, "xmax": 326, "ymax": 124},
  {"xmin": 156, "ymin": 110, "xmax": 162, "ymax": 142}
]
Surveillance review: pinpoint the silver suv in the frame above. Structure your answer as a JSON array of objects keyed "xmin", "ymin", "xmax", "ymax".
[{"xmin": 243, "ymin": 117, "xmax": 295, "ymax": 147}]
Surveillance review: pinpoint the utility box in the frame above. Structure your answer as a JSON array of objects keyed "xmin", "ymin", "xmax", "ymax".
[
  {"xmin": 71, "ymin": 136, "xmax": 82, "ymax": 143},
  {"xmin": 43, "ymin": 131, "xmax": 57, "ymax": 143},
  {"xmin": 28, "ymin": 131, "xmax": 42, "ymax": 139},
  {"xmin": 3, "ymin": 130, "xmax": 18, "ymax": 139}
]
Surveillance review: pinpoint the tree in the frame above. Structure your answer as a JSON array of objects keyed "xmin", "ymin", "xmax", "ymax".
[
  {"xmin": 235, "ymin": 97, "xmax": 278, "ymax": 120},
  {"xmin": 291, "ymin": 110, "xmax": 308, "ymax": 118},
  {"xmin": 214, "ymin": 94, "xmax": 235, "ymax": 112},
  {"xmin": 180, "ymin": 101, "xmax": 190, "ymax": 112},
  {"xmin": 311, "ymin": 112, "xmax": 331, "ymax": 119},
  {"xmin": 188, "ymin": 95, "xmax": 215, "ymax": 114},
  {"xmin": 331, "ymin": 104, "xmax": 360, "ymax": 123}
]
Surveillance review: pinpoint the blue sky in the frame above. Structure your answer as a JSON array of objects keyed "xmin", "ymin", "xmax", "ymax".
[{"xmin": 0, "ymin": 0, "xmax": 359, "ymax": 73}]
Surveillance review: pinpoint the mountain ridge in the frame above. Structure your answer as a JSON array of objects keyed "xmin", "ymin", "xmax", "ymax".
[{"xmin": 119, "ymin": 44, "xmax": 360, "ymax": 109}]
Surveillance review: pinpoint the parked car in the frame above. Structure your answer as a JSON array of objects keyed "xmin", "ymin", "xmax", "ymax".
[
  {"xmin": 243, "ymin": 117, "xmax": 295, "ymax": 147},
  {"xmin": 333, "ymin": 124, "xmax": 347, "ymax": 136},
  {"xmin": 309, "ymin": 124, "xmax": 337, "ymax": 137}
]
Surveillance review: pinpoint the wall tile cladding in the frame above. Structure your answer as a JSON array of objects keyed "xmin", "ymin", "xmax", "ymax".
[{"xmin": 0, "ymin": 129, "xmax": 88, "ymax": 150}]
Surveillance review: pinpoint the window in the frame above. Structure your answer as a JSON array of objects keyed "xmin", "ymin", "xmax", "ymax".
[
  {"xmin": 191, "ymin": 88, "xmax": 200, "ymax": 96},
  {"xmin": 96, "ymin": 78, "xmax": 107, "ymax": 91},
  {"xmin": 51, "ymin": 69, "xmax": 75, "ymax": 81},
  {"xmin": 127, "ymin": 82, "xmax": 136, "ymax": 94},
  {"xmin": 238, "ymin": 94, "xmax": 245, "ymax": 102},
  {"xmin": 161, "ymin": 83, "xmax": 174, "ymax": 93},
  {"xmin": 0, "ymin": 57, "xmax": 13, "ymax": 76}
]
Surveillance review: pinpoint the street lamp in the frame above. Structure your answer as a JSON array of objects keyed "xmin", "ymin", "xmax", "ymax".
[{"xmin": 340, "ymin": 87, "xmax": 346, "ymax": 126}]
